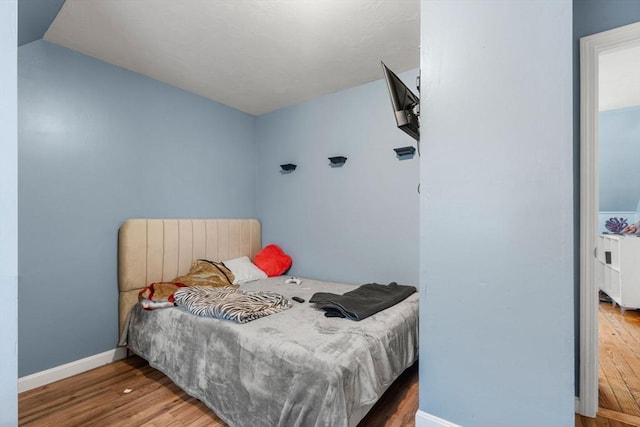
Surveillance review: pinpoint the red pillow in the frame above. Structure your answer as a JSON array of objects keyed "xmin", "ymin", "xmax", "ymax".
[{"xmin": 253, "ymin": 244, "xmax": 292, "ymax": 277}]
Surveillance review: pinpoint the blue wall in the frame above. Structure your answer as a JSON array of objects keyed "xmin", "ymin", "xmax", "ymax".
[
  {"xmin": 256, "ymin": 72, "xmax": 419, "ymax": 286},
  {"xmin": 419, "ymin": 1, "xmax": 573, "ymax": 425},
  {"xmin": 574, "ymin": 0, "xmax": 640, "ymax": 39},
  {"xmin": 18, "ymin": 0, "xmax": 65, "ymax": 46},
  {"xmin": 0, "ymin": 1, "xmax": 18, "ymax": 424},
  {"xmin": 18, "ymin": 40, "xmax": 258, "ymax": 376},
  {"xmin": 599, "ymin": 106, "xmax": 640, "ymax": 212}
]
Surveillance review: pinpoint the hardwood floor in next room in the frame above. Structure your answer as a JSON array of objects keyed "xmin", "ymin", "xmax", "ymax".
[{"xmin": 575, "ymin": 301, "xmax": 640, "ymax": 427}]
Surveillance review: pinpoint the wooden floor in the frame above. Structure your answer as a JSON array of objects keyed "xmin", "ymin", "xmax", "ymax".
[
  {"xmin": 19, "ymin": 356, "xmax": 418, "ymax": 426},
  {"xmin": 18, "ymin": 301, "xmax": 640, "ymax": 426},
  {"xmin": 575, "ymin": 301, "xmax": 640, "ymax": 427}
]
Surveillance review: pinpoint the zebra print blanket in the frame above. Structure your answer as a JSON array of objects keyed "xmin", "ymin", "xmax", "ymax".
[{"xmin": 174, "ymin": 286, "xmax": 292, "ymax": 323}]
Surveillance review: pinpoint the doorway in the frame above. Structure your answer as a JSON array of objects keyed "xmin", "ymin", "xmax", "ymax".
[{"xmin": 578, "ymin": 22, "xmax": 640, "ymax": 417}]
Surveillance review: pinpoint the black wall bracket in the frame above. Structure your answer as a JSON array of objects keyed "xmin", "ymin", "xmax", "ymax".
[
  {"xmin": 280, "ymin": 163, "xmax": 297, "ymax": 172},
  {"xmin": 393, "ymin": 146, "xmax": 416, "ymax": 158},
  {"xmin": 328, "ymin": 156, "xmax": 347, "ymax": 167}
]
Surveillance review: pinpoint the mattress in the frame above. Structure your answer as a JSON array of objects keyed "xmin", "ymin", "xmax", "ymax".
[{"xmin": 127, "ymin": 276, "xmax": 419, "ymax": 427}]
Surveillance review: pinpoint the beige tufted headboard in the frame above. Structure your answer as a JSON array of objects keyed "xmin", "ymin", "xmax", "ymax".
[{"xmin": 118, "ymin": 219, "xmax": 261, "ymax": 341}]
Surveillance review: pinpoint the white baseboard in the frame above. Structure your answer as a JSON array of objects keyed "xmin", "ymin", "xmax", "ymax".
[
  {"xmin": 416, "ymin": 410, "xmax": 462, "ymax": 427},
  {"xmin": 18, "ymin": 347, "xmax": 128, "ymax": 393}
]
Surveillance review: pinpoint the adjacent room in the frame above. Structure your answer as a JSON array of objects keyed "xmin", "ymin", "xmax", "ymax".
[{"xmin": 593, "ymin": 41, "xmax": 640, "ymax": 421}]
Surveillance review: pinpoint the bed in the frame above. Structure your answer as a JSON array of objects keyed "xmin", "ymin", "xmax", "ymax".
[{"xmin": 118, "ymin": 219, "xmax": 419, "ymax": 427}]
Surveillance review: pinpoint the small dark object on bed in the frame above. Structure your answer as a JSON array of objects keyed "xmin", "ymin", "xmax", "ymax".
[
  {"xmin": 292, "ymin": 296, "xmax": 305, "ymax": 303},
  {"xmin": 310, "ymin": 282, "xmax": 416, "ymax": 320}
]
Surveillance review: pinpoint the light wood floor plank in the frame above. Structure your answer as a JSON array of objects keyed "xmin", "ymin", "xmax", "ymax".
[
  {"xmin": 598, "ymin": 407, "xmax": 640, "ymax": 427},
  {"xmin": 576, "ymin": 302, "xmax": 640, "ymax": 427},
  {"xmin": 599, "ymin": 302, "xmax": 640, "ymax": 418},
  {"xmin": 601, "ymin": 367, "xmax": 621, "ymax": 410},
  {"xmin": 601, "ymin": 307, "xmax": 640, "ymax": 371},
  {"xmin": 601, "ymin": 306, "xmax": 640, "ymax": 408}
]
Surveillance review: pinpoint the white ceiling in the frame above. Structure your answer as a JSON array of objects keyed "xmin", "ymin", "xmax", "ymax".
[
  {"xmin": 44, "ymin": 0, "xmax": 420, "ymax": 116},
  {"xmin": 599, "ymin": 44, "xmax": 640, "ymax": 111}
]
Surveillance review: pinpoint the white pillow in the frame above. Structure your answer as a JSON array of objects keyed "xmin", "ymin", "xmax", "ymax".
[{"xmin": 224, "ymin": 256, "xmax": 267, "ymax": 284}]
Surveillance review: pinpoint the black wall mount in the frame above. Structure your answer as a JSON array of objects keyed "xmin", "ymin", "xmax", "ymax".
[
  {"xmin": 328, "ymin": 156, "xmax": 347, "ymax": 166},
  {"xmin": 393, "ymin": 146, "xmax": 416, "ymax": 158},
  {"xmin": 280, "ymin": 163, "xmax": 297, "ymax": 172}
]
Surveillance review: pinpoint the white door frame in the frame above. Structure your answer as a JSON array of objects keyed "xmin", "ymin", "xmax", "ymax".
[{"xmin": 578, "ymin": 22, "xmax": 640, "ymax": 417}]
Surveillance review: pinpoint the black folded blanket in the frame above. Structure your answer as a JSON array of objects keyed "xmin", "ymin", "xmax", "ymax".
[{"xmin": 309, "ymin": 282, "xmax": 416, "ymax": 321}]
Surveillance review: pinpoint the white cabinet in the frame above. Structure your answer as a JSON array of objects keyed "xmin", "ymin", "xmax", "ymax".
[{"xmin": 598, "ymin": 234, "xmax": 640, "ymax": 313}]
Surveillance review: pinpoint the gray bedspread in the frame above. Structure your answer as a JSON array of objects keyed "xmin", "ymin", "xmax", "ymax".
[{"xmin": 127, "ymin": 277, "xmax": 419, "ymax": 427}]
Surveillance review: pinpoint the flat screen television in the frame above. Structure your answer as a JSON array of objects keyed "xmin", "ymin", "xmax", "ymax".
[{"xmin": 381, "ymin": 61, "xmax": 420, "ymax": 141}]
